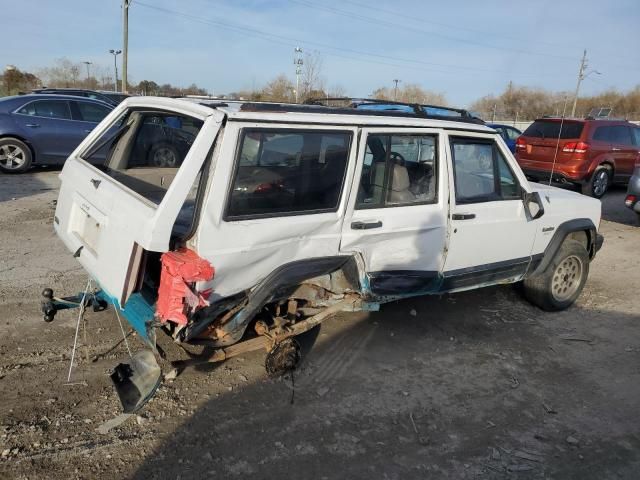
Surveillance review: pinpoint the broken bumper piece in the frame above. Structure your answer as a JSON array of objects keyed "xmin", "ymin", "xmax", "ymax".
[{"xmin": 110, "ymin": 350, "xmax": 162, "ymax": 413}]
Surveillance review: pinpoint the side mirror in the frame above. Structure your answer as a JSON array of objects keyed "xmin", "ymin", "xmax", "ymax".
[{"xmin": 523, "ymin": 191, "xmax": 545, "ymax": 220}]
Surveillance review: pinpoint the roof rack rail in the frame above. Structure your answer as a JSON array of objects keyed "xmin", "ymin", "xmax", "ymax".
[
  {"xmin": 230, "ymin": 97, "xmax": 485, "ymax": 125},
  {"xmin": 305, "ymin": 97, "xmax": 482, "ymax": 120}
]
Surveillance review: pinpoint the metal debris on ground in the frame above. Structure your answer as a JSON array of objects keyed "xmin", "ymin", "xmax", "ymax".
[{"xmin": 96, "ymin": 413, "xmax": 134, "ymax": 434}]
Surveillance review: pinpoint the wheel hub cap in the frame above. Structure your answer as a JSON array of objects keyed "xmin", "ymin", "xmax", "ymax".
[{"xmin": 552, "ymin": 255, "xmax": 582, "ymax": 302}]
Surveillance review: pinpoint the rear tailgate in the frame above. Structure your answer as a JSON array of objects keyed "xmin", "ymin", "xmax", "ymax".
[
  {"xmin": 518, "ymin": 119, "xmax": 585, "ymax": 163},
  {"xmin": 53, "ymin": 97, "xmax": 224, "ymax": 305}
]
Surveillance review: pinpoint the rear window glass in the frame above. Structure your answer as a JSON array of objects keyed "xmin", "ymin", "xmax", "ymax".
[
  {"xmin": 226, "ymin": 129, "xmax": 351, "ymax": 219},
  {"xmin": 523, "ymin": 120, "xmax": 584, "ymax": 139},
  {"xmin": 81, "ymin": 109, "xmax": 203, "ymax": 204}
]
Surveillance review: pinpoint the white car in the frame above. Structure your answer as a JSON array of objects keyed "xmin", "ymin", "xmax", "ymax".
[{"xmin": 49, "ymin": 97, "xmax": 603, "ymax": 411}]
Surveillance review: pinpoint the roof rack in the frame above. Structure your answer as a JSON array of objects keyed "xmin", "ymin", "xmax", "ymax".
[{"xmin": 226, "ymin": 97, "xmax": 485, "ymax": 125}]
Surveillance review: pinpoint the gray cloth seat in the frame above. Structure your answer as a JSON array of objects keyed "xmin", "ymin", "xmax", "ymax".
[{"xmin": 387, "ymin": 164, "xmax": 415, "ymax": 204}]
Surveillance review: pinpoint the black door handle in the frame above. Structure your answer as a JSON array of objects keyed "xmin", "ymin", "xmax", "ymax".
[
  {"xmin": 351, "ymin": 220, "xmax": 383, "ymax": 230},
  {"xmin": 452, "ymin": 213, "xmax": 476, "ymax": 220}
]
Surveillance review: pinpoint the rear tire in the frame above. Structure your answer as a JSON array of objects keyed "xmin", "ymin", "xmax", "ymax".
[
  {"xmin": 147, "ymin": 143, "xmax": 179, "ymax": 167},
  {"xmin": 581, "ymin": 165, "xmax": 611, "ymax": 198},
  {"xmin": 523, "ymin": 239, "xmax": 589, "ymax": 311},
  {"xmin": 0, "ymin": 137, "xmax": 33, "ymax": 173}
]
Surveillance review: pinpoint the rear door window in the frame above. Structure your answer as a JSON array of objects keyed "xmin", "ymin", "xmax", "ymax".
[
  {"xmin": 610, "ymin": 125, "xmax": 633, "ymax": 145},
  {"xmin": 592, "ymin": 126, "xmax": 612, "ymax": 142},
  {"xmin": 73, "ymin": 101, "xmax": 112, "ymax": 123},
  {"xmin": 226, "ymin": 129, "xmax": 352, "ymax": 219},
  {"xmin": 81, "ymin": 109, "xmax": 203, "ymax": 204},
  {"xmin": 523, "ymin": 120, "xmax": 584, "ymax": 139}
]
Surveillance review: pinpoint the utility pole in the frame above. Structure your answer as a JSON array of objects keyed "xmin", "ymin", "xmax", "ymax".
[
  {"xmin": 393, "ymin": 79, "xmax": 401, "ymax": 101},
  {"xmin": 122, "ymin": 0, "xmax": 130, "ymax": 94},
  {"xmin": 571, "ymin": 50, "xmax": 588, "ymax": 118},
  {"xmin": 294, "ymin": 47, "xmax": 303, "ymax": 103},
  {"xmin": 109, "ymin": 49, "xmax": 122, "ymax": 92},
  {"xmin": 492, "ymin": 103, "xmax": 497, "ymax": 122},
  {"xmin": 82, "ymin": 61, "xmax": 92, "ymax": 82}
]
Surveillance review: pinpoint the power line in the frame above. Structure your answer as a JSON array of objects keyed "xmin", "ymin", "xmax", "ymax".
[
  {"xmin": 134, "ymin": 1, "xmax": 576, "ymax": 79},
  {"xmin": 286, "ymin": 0, "xmax": 579, "ymax": 61},
  {"xmin": 337, "ymin": 0, "xmax": 636, "ymax": 63}
]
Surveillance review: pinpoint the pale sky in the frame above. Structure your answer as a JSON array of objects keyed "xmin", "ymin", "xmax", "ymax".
[{"xmin": 2, "ymin": 0, "xmax": 639, "ymax": 106}]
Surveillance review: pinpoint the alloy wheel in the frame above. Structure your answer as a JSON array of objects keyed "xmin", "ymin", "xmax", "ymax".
[
  {"xmin": 551, "ymin": 255, "xmax": 583, "ymax": 302},
  {"xmin": 592, "ymin": 170, "xmax": 609, "ymax": 197},
  {"xmin": 0, "ymin": 144, "xmax": 27, "ymax": 170}
]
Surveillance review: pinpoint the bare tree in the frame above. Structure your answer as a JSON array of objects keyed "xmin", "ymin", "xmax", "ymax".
[
  {"xmin": 300, "ymin": 52, "xmax": 326, "ymax": 101},
  {"xmin": 260, "ymin": 75, "xmax": 295, "ymax": 102},
  {"xmin": 371, "ymin": 84, "xmax": 447, "ymax": 105}
]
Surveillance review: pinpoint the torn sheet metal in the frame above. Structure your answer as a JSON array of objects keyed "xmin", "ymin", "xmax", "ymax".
[{"xmin": 156, "ymin": 248, "xmax": 215, "ymax": 326}]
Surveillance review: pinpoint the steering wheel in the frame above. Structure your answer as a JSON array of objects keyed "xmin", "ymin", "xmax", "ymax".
[{"xmin": 389, "ymin": 151, "xmax": 406, "ymax": 165}]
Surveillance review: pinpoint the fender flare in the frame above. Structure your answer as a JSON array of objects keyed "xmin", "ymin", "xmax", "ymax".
[{"xmin": 528, "ymin": 218, "xmax": 599, "ymax": 277}]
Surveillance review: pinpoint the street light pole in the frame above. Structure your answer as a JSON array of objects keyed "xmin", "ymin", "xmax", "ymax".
[
  {"xmin": 393, "ymin": 79, "xmax": 401, "ymax": 101},
  {"xmin": 109, "ymin": 49, "xmax": 122, "ymax": 92},
  {"xmin": 294, "ymin": 47, "xmax": 303, "ymax": 103},
  {"xmin": 122, "ymin": 0, "xmax": 130, "ymax": 94},
  {"xmin": 82, "ymin": 61, "xmax": 92, "ymax": 82}
]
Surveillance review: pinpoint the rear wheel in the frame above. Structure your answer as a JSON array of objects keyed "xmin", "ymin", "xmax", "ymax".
[
  {"xmin": 581, "ymin": 165, "xmax": 611, "ymax": 198},
  {"xmin": 0, "ymin": 138, "xmax": 32, "ymax": 173},
  {"xmin": 523, "ymin": 239, "xmax": 589, "ymax": 311},
  {"xmin": 148, "ymin": 143, "xmax": 179, "ymax": 167}
]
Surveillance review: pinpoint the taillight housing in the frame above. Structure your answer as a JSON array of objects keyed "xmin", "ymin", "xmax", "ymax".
[
  {"xmin": 625, "ymin": 194, "xmax": 637, "ymax": 208},
  {"xmin": 562, "ymin": 141, "xmax": 590, "ymax": 154},
  {"xmin": 515, "ymin": 137, "xmax": 526, "ymax": 150}
]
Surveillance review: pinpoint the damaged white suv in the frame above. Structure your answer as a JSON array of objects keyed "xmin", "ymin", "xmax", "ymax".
[{"xmin": 48, "ymin": 97, "xmax": 603, "ymax": 411}]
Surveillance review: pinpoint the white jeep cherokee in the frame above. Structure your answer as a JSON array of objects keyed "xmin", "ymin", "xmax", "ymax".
[{"xmin": 50, "ymin": 97, "xmax": 603, "ymax": 411}]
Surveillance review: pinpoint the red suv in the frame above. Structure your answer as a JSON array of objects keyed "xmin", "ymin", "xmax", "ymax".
[{"xmin": 515, "ymin": 118, "xmax": 640, "ymax": 198}]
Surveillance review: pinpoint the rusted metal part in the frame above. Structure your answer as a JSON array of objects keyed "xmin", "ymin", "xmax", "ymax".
[
  {"xmin": 265, "ymin": 338, "xmax": 301, "ymax": 378},
  {"xmin": 184, "ymin": 295, "xmax": 361, "ymax": 366}
]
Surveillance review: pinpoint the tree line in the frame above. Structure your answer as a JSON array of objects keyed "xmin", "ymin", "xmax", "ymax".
[{"xmin": 2, "ymin": 57, "xmax": 639, "ymax": 120}]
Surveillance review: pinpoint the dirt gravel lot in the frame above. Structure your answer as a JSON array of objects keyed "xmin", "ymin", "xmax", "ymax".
[{"xmin": 0, "ymin": 170, "xmax": 639, "ymax": 479}]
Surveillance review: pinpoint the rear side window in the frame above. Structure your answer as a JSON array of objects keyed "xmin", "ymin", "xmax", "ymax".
[
  {"xmin": 74, "ymin": 101, "xmax": 111, "ymax": 122},
  {"xmin": 356, "ymin": 134, "xmax": 438, "ymax": 208},
  {"xmin": 81, "ymin": 109, "xmax": 203, "ymax": 204},
  {"xmin": 450, "ymin": 138, "xmax": 520, "ymax": 204},
  {"xmin": 633, "ymin": 128, "xmax": 640, "ymax": 146},
  {"xmin": 226, "ymin": 130, "xmax": 352, "ymax": 219},
  {"xmin": 17, "ymin": 100, "xmax": 71, "ymax": 120},
  {"xmin": 523, "ymin": 120, "xmax": 584, "ymax": 139}
]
